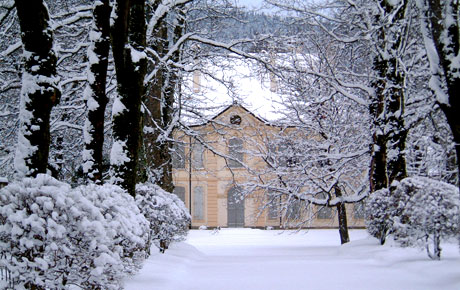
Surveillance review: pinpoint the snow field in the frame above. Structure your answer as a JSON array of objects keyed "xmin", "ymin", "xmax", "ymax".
[{"xmin": 125, "ymin": 229, "xmax": 460, "ymax": 290}]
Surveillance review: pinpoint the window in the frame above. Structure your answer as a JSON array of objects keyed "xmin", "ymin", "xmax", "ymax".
[
  {"xmin": 316, "ymin": 192, "xmax": 333, "ymax": 219},
  {"xmin": 267, "ymin": 191, "xmax": 280, "ymax": 220},
  {"xmin": 286, "ymin": 199, "xmax": 301, "ymax": 220},
  {"xmin": 278, "ymin": 142, "xmax": 299, "ymax": 168},
  {"xmin": 173, "ymin": 186, "xmax": 186, "ymax": 204},
  {"xmin": 230, "ymin": 115, "xmax": 242, "ymax": 125},
  {"xmin": 353, "ymin": 202, "xmax": 365, "ymax": 219},
  {"xmin": 193, "ymin": 186, "xmax": 204, "ymax": 220},
  {"xmin": 171, "ymin": 143, "xmax": 185, "ymax": 169},
  {"xmin": 192, "ymin": 143, "xmax": 204, "ymax": 169},
  {"xmin": 228, "ymin": 138, "xmax": 243, "ymax": 168},
  {"xmin": 268, "ymin": 203, "xmax": 279, "ymax": 220}
]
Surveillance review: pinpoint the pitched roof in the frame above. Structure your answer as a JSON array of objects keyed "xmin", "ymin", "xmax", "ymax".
[
  {"xmin": 188, "ymin": 102, "xmax": 291, "ymax": 129},
  {"xmin": 190, "ymin": 102, "xmax": 275, "ymax": 128}
]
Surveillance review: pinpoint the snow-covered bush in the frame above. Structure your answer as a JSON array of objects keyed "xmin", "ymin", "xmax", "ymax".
[
  {"xmin": 0, "ymin": 175, "xmax": 122, "ymax": 289},
  {"xmin": 136, "ymin": 183, "xmax": 190, "ymax": 253},
  {"xmin": 365, "ymin": 187, "xmax": 394, "ymax": 245},
  {"xmin": 392, "ymin": 177, "xmax": 459, "ymax": 260},
  {"xmin": 76, "ymin": 183, "xmax": 150, "ymax": 275}
]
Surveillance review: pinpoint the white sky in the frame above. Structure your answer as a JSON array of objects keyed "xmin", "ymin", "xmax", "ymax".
[
  {"xmin": 184, "ymin": 56, "xmax": 285, "ymax": 122},
  {"xmin": 236, "ymin": 0, "xmax": 265, "ymax": 8}
]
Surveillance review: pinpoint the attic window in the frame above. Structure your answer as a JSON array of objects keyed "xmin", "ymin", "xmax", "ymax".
[{"xmin": 230, "ymin": 115, "xmax": 242, "ymax": 125}]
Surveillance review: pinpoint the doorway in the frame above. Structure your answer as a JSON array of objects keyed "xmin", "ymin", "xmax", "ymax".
[{"xmin": 227, "ymin": 186, "xmax": 244, "ymax": 227}]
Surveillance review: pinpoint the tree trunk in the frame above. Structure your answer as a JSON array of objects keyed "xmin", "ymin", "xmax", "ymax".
[
  {"xmin": 423, "ymin": 0, "xmax": 460, "ymax": 189},
  {"xmin": 416, "ymin": 0, "xmax": 460, "ymax": 246},
  {"xmin": 370, "ymin": 0, "xmax": 409, "ymax": 190},
  {"xmin": 427, "ymin": 231, "xmax": 441, "ymax": 260},
  {"xmin": 82, "ymin": 0, "xmax": 111, "ymax": 184},
  {"xmin": 383, "ymin": 1, "xmax": 408, "ymax": 184},
  {"xmin": 143, "ymin": 20, "xmax": 174, "ymax": 192},
  {"xmin": 143, "ymin": 5, "xmax": 184, "ymax": 192},
  {"xmin": 369, "ymin": 87, "xmax": 388, "ymax": 192},
  {"xmin": 14, "ymin": 0, "xmax": 61, "ymax": 178},
  {"xmin": 335, "ymin": 185, "xmax": 350, "ymax": 244},
  {"xmin": 110, "ymin": 0, "xmax": 147, "ymax": 196}
]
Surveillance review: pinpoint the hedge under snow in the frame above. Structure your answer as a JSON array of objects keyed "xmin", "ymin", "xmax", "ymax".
[
  {"xmin": 136, "ymin": 183, "xmax": 190, "ymax": 253},
  {"xmin": 365, "ymin": 176, "xmax": 459, "ymax": 259},
  {"xmin": 0, "ymin": 175, "xmax": 149, "ymax": 289}
]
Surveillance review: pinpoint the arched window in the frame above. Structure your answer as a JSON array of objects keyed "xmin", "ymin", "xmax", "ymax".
[
  {"xmin": 286, "ymin": 200, "xmax": 301, "ymax": 220},
  {"xmin": 192, "ymin": 143, "xmax": 204, "ymax": 169},
  {"xmin": 267, "ymin": 191, "xmax": 280, "ymax": 220},
  {"xmin": 228, "ymin": 186, "xmax": 244, "ymax": 227},
  {"xmin": 173, "ymin": 186, "xmax": 186, "ymax": 204},
  {"xmin": 193, "ymin": 186, "xmax": 204, "ymax": 220},
  {"xmin": 316, "ymin": 192, "xmax": 333, "ymax": 219},
  {"xmin": 171, "ymin": 143, "xmax": 185, "ymax": 169},
  {"xmin": 228, "ymin": 138, "xmax": 243, "ymax": 168},
  {"xmin": 353, "ymin": 202, "xmax": 365, "ymax": 219}
]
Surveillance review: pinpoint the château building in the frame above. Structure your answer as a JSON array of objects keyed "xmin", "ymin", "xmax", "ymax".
[{"xmin": 171, "ymin": 104, "xmax": 365, "ymax": 228}]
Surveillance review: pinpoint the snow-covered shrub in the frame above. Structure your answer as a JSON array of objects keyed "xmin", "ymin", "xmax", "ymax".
[
  {"xmin": 64, "ymin": 186, "xmax": 125, "ymax": 289},
  {"xmin": 136, "ymin": 183, "xmax": 190, "ymax": 253},
  {"xmin": 0, "ymin": 175, "xmax": 70, "ymax": 289},
  {"xmin": 365, "ymin": 187, "xmax": 394, "ymax": 245},
  {"xmin": 392, "ymin": 177, "xmax": 459, "ymax": 260},
  {"xmin": 76, "ymin": 183, "xmax": 150, "ymax": 275},
  {"xmin": 0, "ymin": 175, "xmax": 122, "ymax": 289}
]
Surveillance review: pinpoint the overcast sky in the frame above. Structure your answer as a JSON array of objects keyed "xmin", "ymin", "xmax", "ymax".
[{"xmin": 236, "ymin": 0, "xmax": 265, "ymax": 9}]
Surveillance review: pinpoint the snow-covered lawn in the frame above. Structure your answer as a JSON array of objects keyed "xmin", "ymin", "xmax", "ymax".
[{"xmin": 125, "ymin": 229, "xmax": 460, "ymax": 290}]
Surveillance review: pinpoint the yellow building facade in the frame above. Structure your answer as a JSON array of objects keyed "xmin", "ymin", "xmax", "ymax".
[{"xmin": 172, "ymin": 104, "xmax": 365, "ymax": 228}]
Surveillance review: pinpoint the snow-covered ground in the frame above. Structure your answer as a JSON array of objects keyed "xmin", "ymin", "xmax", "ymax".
[{"xmin": 125, "ymin": 229, "xmax": 460, "ymax": 290}]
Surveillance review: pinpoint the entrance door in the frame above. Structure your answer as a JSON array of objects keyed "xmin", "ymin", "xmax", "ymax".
[{"xmin": 227, "ymin": 187, "xmax": 244, "ymax": 227}]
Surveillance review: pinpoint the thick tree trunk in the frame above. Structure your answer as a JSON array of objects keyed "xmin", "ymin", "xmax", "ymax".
[
  {"xmin": 369, "ymin": 87, "xmax": 388, "ymax": 192},
  {"xmin": 335, "ymin": 185, "xmax": 350, "ymax": 244},
  {"xmin": 82, "ymin": 0, "xmax": 111, "ymax": 184},
  {"xmin": 110, "ymin": 0, "xmax": 147, "ymax": 196},
  {"xmin": 370, "ymin": 0, "xmax": 409, "ymax": 190},
  {"xmin": 385, "ymin": 57, "xmax": 408, "ymax": 183},
  {"xmin": 383, "ymin": 0, "xmax": 408, "ymax": 183},
  {"xmin": 143, "ymin": 21, "xmax": 174, "ymax": 192},
  {"xmin": 14, "ymin": 0, "xmax": 61, "ymax": 178},
  {"xmin": 143, "ymin": 5, "xmax": 184, "ymax": 192},
  {"xmin": 423, "ymin": 0, "xmax": 460, "ymax": 190},
  {"xmin": 418, "ymin": 0, "xmax": 460, "ymax": 246}
]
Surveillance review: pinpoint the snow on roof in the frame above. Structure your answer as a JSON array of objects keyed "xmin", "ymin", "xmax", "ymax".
[{"xmin": 0, "ymin": 177, "xmax": 8, "ymax": 183}]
